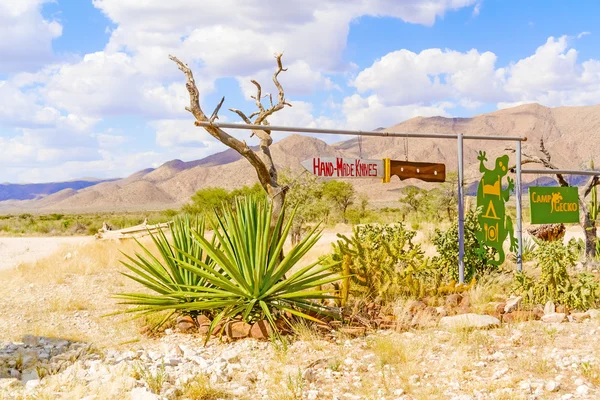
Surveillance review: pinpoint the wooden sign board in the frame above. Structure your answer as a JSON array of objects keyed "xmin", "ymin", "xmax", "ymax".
[
  {"xmin": 301, "ymin": 157, "xmax": 384, "ymax": 178},
  {"xmin": 529, "ymin": 186, "xmax": 580, "ymax": 224}
]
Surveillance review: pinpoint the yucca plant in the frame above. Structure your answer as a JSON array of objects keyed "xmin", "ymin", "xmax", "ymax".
[
  {"xmin": 115, "ymin": 196, "xmax": 341, "ymax": 341},
  {"xmin": 113, "ymin": 215, "xmax": 216, "ymax": 330}
]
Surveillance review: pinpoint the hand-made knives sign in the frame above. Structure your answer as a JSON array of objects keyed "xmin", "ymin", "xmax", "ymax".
[
  {"xmin": 301, "ymin": 157, "xmax": 446, "ymax": 183},
  {"xmin": 475, "ymin": 151, "xmax": 517, "ymax": 266}
]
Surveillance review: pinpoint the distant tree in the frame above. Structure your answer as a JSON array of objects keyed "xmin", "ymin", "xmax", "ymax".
[
  {"xmin": 279, "ymin": 170, "xmax": 328, "ymax": 244},
  {"xmin": 323, "ymin": 180, "xmax": 355, "ymax": 223},
  {"xmin": 398, "ymin": 186, "xmax": 427, "ymax": 216},
  {"xmin": 182, "ymin": 187, "xmax": 230, "ymax": 215},
  {"xmin": 229, "ymin": 183, "xmax": 266, "ymax": 200}
]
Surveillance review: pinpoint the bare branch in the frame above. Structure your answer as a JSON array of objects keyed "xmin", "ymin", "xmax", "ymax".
[
  {"xmin": 209, "ymin": 96, "xmax": 225, "ymax": 123},
  {"xmin": 251, "ymin": 80, "xmax": 265, "ymax": 113},
  {"xmin": 253, "ymin": 53, "xmax": 292, "ymax": 125},
  {"xmin": 583, "ymin": 176, "xmax": 600, "ymax": 198},
  {"xmin": 229, "ymin": 108, "xmax": 252, "ymax": 124},
  {"xmin": 169, "ymin": 54, "xmax": 272, "ymax": 186},
  {"xmin": 540, "ymin": 138, "xmax": 552, "ymax": 163}
]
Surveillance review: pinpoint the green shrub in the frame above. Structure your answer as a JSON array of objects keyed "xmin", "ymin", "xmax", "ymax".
[
  {"xmin": 324, "ymin": 223, "xmax": 434, "ymax": 301},
  {"xmin": 432, "ymin": 208, "xmax": 497, "ymax": 283},
  {"xmin": 116, "ymin": 197, "xmax": 339, "ymax": 339},
  {"xmin": 512, "ymin": 239, "xmax": 599, "ymax": 310}
]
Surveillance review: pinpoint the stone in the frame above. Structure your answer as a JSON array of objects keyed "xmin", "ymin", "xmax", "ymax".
[
  {"xmin": 225, "ymin": 321, "xmax": 251, "ymax": 340},
  {"xmin": 541, "ymin": 313, "xmax": 566, "ymax": 323},
  {"xmin": 22, "ymin": 335, "xmax": 38, "ymax": 347},
  {"xmin": 407, "ymin": 300, "xmax": 427, "ymax": 314},
  {"xmin": 130, "ymin": 387, "xmax": 160, "ymax": 400},
  {"xmin": 576, "ymin": 385, "xmax": 589, "ymax": 395},
  {"xmin": 25, "ymin": 379, "xmax": 40, "ymax": 391},
  {"xmin": 504, "ymin": 296, "xmax": 522, "ymax": 313},
  {"xmin": 586, "ymin": 309, "xmax": 600, "ymax": 320},
  {"xmin": 556, "ymin": 305, "xmax": 569, "ymax": 314},
  {"xmin": 435, "ymin": 306, "xmax": 447, "ymax": 317},
  {"xmin": 544, "ymin": 301, "xmax": 556, "ymax": 315},
  {"xmin": 571, "ymin": 312, "xmax": 590, "ymax": 322},
  {"xmin": 544, "ymin": 380, "xmax": 560, "ymax": 392},
  {"xmin": 250, "ymin": 320, "xmax": 273, "ymax": 340},
  {"xmin": 302, "ymin": 368, "xmax": 316, "ymax": 383},
  {"xmin": 495, "ymin": 302, "xmax": 507, "ymax": 315},
  {"xmin": 196, "ymin": 314, "xmax": 211, "ymax": 326},
  {"xmin": 445, "ymin": 294, "xmax": 462, "ymax": 307},
  {"xmin": 532, "ymin": 305, "xmax": 545, "ymax": 319},
  {"xmin": 439, "ymin": 313, "xmax": 501, "ymax": 330},
  {"xmin": 176, "ymin": 315, "xmax": 195, "ymax": 332}
]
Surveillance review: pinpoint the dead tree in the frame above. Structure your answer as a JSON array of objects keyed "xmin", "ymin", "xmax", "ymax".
[
  {"xmin": 169, "ymin": 53, "xmax": 292, "ymax": 227},
  {"xmin": 511, "ymin": 138, "xmax": 600, "ymax": 260}
]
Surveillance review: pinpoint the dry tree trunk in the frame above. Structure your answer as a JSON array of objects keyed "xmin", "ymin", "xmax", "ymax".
[{"xmin": 169, "ymin": 53, "xmax": 292, "ymax": 229}]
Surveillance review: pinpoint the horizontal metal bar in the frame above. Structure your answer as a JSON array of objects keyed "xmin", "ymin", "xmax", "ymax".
[
  {"xmin": 520, "ymin": 169, "xmax": 600, "ymax": 176},
  {"xmin": 195, "ymin": 121, "xmax": 527, "ymax": 142}
]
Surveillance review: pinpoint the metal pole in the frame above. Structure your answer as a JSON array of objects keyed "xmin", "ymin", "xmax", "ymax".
[
  {"xmin": 519, "ymin": 169, "xmax": 600, "ymax": 176},
  {"xmin": 194, "ymin": 121, "xmax": 527, "ymax": 142},
  {"xmin": 457, "ymin": 134, "xmax": 465, "ymax": 284},
  {"xmin": 516, "ymin": 141, "xmax": 523, "ymax": 272}
]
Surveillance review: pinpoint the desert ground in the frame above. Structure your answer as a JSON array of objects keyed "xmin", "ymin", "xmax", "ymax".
[{"xmin": 1, "ymin": 227, "xmax": 600, "ymax": 400}]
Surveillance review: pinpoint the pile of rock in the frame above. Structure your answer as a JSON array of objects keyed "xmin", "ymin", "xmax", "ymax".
[{"xmin": 175, "ymin": 315, "xmax": 274, "ymax": 341}]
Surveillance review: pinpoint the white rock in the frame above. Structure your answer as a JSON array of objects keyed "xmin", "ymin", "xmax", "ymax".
[
  {"xmin": 586, "ymin": 309, "xmax": 600, "ymax": 320},
  {"xmin": 221, "ymin": 348, "xmax": 241, "ymax": 363},
  {"xmin": 504, "ymin": 296, "xmax": 522, "ymax": 313},
  {"xmin": 561, "ymin": 394, "xmax": 574, "ymax": 400},
  {"xmin": 24, "ymin": 379, "xmax": 40, "ymax": 391},
  {"xmin": 393, "ymin": 388, "xmax": 405, "ymax": 396},
  {"xmin": 544, "ymin": 301, "xmax": 556, "ymax": 315},
  {"xmin": 544, "ymin": 380, "xmax": 560, "ymax": 392},
  {"xmin": 541, "ymin": 313, "xmax": 566, "ymax": 323},
  {"xmin": 439, "ymin": 314, "xmax": 501, "ymax": 330},
  {"xmin": 307, "ymin": 390, "xmax": 319, "ymax": 400},
  {"xmin": 576, "ymin": 385, "xmax": 589, "ymax": 395},
  {"xmin": 130, "ymin": 388, "xmax": 160, "ymax": 400}
]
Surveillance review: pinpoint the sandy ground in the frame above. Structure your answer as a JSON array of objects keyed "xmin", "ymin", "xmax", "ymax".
[
  {"xmin": 0, "ymin": 224, "xmax": 585, "ymax": 272},
  {"xmin": 0, "ymin": 236, "xmax": 94, "ymax": 271}
]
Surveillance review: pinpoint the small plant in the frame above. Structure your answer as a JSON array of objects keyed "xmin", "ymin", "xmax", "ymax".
[
  {"xmin": 432, "ymin": 208, "xmax": 497, "ymax": 283},
  {"xmin": 512, "ymin": 239, "xmax": 599, "ymax": 309},
  {"xmin": 324, "ymin": 223, "xmax": 434, "ymax": 302},
  {"xmin": 116, "ymin": 197, "xmax": 340, "ymax": 341},
  {"xmin": 179, "ymin": 374, "xmax": 233, "ymax": 399},
  {"xmin": 133, "ymin": 362, "xmax": 167, "ymax": 394}
]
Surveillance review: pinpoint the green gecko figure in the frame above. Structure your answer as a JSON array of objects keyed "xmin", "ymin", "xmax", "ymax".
[{"xmin": 475, "ymin": 151, "xmax": 518, "ymax": 266}]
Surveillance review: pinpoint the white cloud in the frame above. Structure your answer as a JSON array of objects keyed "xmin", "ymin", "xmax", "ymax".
[
  {"xmin": 0, "ymin": 0, "xmax": 62, "ymax": 73},
  {"xmin": 351, "ymin": 48, "xmax": 506, "ymax": 105},
  {"xmin": 578, "ymin": 31, "xmax": 591, "ymax": 39},
  {"xmin": 42, "ymin": 52, "xmax": 213, "ymax": 119},
  {"xmin": 342, "ymin": 94, "xmax": 452, "ymax": 130}
]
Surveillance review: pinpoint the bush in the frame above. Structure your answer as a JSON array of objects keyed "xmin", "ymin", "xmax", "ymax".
[
  {"xmin": 324, "ymin": 223, "xmax": 434, "ymax": 302},
  {"xmin": 432, "ymin": 208, "xmax": 497, "ymax": 283},
  {"xmin": 116, "ymin": 197, "xmax": 339, "ymax": 339},
  {"xmin": 512, "ymin": 239, "xmax": 599, "ymax": 310}
]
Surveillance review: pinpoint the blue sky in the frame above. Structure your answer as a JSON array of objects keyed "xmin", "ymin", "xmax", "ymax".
[{"xmin": 1, "ymin": 0, "xmax": 599, "ymax": 183}]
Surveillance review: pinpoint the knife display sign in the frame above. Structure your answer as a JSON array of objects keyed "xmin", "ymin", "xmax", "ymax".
[
  {"xmin": 301, "ymin": 157, "xmax": 384, "ymax": 178},
  {"xmin": 301, "ymin": 157, "xmax": 446, "ymax": 183}
]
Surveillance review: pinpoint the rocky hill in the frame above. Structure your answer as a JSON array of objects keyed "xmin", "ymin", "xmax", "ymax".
[{"xmin": 1, "ymin": 103, "xmax": 599, "ymax": 213}]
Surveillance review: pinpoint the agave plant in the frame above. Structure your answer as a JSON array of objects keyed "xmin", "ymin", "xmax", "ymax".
[
  {"xmin": 116, "ymin": 196, "xmax": 340, "ymax": 340},
  {"xmin": 114, "ymin": 215, "xmax": 216, "ymax": 329}
]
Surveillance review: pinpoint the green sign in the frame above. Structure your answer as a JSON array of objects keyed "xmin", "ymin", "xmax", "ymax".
[
  {"xmin": 529, "ymin": 186, "xmax": 580, "ymax": 224},
  {"xmin": 475, "ymin": 151, "xmax": 517, "ymax": 266}
]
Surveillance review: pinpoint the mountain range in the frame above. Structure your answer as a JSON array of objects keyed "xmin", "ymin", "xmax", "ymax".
[{"xmin": 1, "ymin": 103, "xmax": 599, "ymax": 213}]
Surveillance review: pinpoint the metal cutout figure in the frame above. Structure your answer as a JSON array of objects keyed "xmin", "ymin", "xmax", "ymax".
[{"xmin": 476, "ymin": 151, "xmax": 518, "ymax": 265}]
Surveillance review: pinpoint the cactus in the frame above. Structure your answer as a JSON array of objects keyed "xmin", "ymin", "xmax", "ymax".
[{"xmin": 590, "ymin": 160, "xmax": 600, "ymax": 222}]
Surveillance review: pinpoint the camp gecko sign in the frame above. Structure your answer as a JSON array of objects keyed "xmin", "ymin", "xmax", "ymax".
[{"xmin": 301, "ymin": 157, "xmax": 384, "ymax": 178}]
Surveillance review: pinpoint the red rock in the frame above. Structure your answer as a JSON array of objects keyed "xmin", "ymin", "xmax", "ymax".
[
  {"xmin": 408, "ymin": 300, "xmax": 427, "ymax": 314},
  {"xmin": 176, "ymin": 315, "xmax": 195, "ymax": 332},
  {"xmin": 445, "ymin": 294, "xmax": 462, "ymax": 307},
  {"xmin": 532, "ymin": 305, "xmax": 545, "ymax": 320},
  {"xmin": 556, "ymin": 305, "xmax": 569, "ymax": 314},
  {"xmin": 495, "ymin": 302, "xmax": 507, "ymax": 315},
  {"xmin": 250, "ymin": 320, "xmax": 273, "ymax": 340},
  {"xmin": 225, "ymin": 321, "xmax": 252, "ymax": 339}
]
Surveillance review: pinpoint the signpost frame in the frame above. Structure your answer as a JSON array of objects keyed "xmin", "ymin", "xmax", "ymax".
[{"xmin": 195, "ymin": 121, "xmax": 528, "ymax": 283}]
